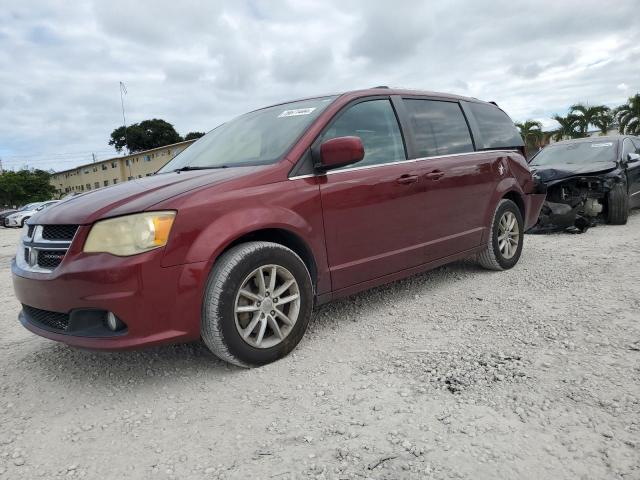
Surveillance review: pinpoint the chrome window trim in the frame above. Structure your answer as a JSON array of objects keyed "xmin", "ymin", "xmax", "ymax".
[{"xmin": 288, "ymin": 149, "xmax": 517, "ymax": 180}]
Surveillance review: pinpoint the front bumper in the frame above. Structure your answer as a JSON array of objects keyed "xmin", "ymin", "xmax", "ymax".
[
  {"xmin": 12, "ymin": 242, "xmax": 210, "ymax": 350},
  {"xmin": 5, "ymin": 217, "xmax": 22, "ymax": 227}
]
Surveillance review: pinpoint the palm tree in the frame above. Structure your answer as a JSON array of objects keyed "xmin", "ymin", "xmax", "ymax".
[
  {"xmin": 515, "ymin": 120, "xmax": 544, "ymax": 154},
  {"xmin": 593, "ymin": 112, "xmax": 614, "ymax": 136},
  {"xmin": 569, "ymin": 104, "xmax": 611, "ymax": 136},
  {"xmin": 551, "ymin": 114, "xmax": 580, "ymax": 141},
  {"xmin": 615, "ymin": 93, "xmax": 640, "ymax": 135}
]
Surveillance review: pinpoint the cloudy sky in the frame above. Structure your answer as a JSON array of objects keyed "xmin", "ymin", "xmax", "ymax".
[{"xmin": 1, "ymin": 0, "xmax": 639, "ymax": 171}]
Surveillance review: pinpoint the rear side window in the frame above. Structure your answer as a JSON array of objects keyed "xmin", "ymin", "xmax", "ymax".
[
  {"xmin": 467, "ymin": 102, "xmax": 523, "ymax": 150},
  {"xmin": 404, "ymin": 99, "xmax": 473, "ymax": 158},
  {"xmin": 320, "ymin": 99, "xmax": 406, "ymax": 169}
]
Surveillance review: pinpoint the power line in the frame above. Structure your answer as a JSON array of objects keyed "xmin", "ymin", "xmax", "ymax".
[{"xmin": 0, "ymin": 149, "xmax": 118, "ymax": 159}]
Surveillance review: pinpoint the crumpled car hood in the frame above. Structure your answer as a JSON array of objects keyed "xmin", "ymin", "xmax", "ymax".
[
  {"xmin": 30, "ymin": 167, "xmax": 260, "ymax": 225},
  {"xmin": 530, "ymin": 162, "xmax": 617, "ymax": 183}
]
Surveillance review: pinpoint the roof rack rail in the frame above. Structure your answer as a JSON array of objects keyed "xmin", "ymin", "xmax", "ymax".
[{"xmin": 372, "ymin": 85, "xmax": 389, "ymax": 89}]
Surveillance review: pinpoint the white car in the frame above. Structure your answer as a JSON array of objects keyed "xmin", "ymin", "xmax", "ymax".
[{"xmin": 4, "ymin": 201, "xmax": 59, "ymax": 228}]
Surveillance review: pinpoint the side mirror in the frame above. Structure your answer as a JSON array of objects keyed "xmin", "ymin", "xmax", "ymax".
[
  {"xmin": 627, "ymin": 153, "xmax": 640, "ymax": 164},
  {"xmin": 315, "ymin": 136, "xmax": 365, "ymax": 171}
]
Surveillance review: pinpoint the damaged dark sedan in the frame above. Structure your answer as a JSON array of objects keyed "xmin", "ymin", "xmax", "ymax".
[{"xmin": 529, "ymin": 136, "xmax": 640, "ymax": 232}]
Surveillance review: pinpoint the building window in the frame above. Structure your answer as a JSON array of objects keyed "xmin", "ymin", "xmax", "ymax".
[
  {"xmin": 93, "ymin": 166, "xmax": 97, "ymax": 172},
  {"xmin": 94, "ymin": 182, "xmax": 99, "ymax": 189},
  {"xmin": 127, "ymin": 176, "xmax": 133, "ymax": 181},
  {"xmin": 138, "ymin": 175, "xmax": 142, "ymax": 178},
  {"xmin": 125, "ymin": 159, "xmax": 130, "ymax": 166},
  {"xmin": 102, "ymin": 164, "xmax": 107, "ymax": 170},
  {"xmin": 144, "ymin": 155, "xmax": 151, "ymax": 162},
  {"xmin": 113, "ymin": 179, "xmax": 118, "ymax": 184},
  {"xmin": 111, "ymin": 161, "xmax": 118, "ymax": 168},
  {"xmin": 86, "ymin": 184, "xmax": 91, "ymax": 190},
  {"xmin": 103, "ymin": 180, "xmax": 109, "ymax": 187}
]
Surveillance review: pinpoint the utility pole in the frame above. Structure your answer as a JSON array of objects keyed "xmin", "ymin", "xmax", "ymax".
[
  {"xmin": 92, "ymin": 153, "xmax": 96, "ymax": 163},
  {"xmin": 120, "ymin": 81, "xmax": 133, "ymax": 178},
  {"xmin": 119, "ymin": 82, "xmax": 129, "ymax": 155}
]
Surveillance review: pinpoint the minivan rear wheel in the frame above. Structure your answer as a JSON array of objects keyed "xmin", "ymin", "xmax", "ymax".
[
  {"xmin": 202, "ymin": 241, "xmax": 313, "ymax": 367},
  {"xmin": 477, "ymin": 199, "xmax": 524, "ymax": 271}
]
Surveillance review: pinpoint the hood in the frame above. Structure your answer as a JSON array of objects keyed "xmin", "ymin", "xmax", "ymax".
[
  {"xmin": 9, "ymin": 209, "xmax": 36, "ymax": 218},
  {"xmin": 31, "ymin": 167, "xmax": 260, "ymax": 225},
  {"xmin": 530, "ymin": 162, "xmax": 617, "ymax": 183}
]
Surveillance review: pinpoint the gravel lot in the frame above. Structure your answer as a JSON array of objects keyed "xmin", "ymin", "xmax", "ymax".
[{"xmin": 1, "ymin": 213, "xmax": 639, "ymax": 480}]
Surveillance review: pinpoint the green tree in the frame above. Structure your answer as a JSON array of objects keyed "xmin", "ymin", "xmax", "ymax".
[
  {"xmin": 0, "ymin": 169, "xmax": 56, "ymax": 206},
  {"xmin": 109, "ymin": 119, "xmax": 183, "ymax": 153},
  {"xmin": 593, "ymin": 111, "xmax": 615, "ymax": 136},
  {"xmin": 184, "ymin": 131, "xmax": 205, "ymax": 141},
  {"xmin": 568, "ymin": 104, "xmax": 610, "ymax": 136},
  {"xmin": 515, "ymin": 120, "xmax": 544, "ymax": 153},
  {"xmin": 615, "ymin": 93, "xmax": 640, "ymax": 135},
  {"xmin": 551, "ymin": 114, "xmax": 580, "ymax": 141}
]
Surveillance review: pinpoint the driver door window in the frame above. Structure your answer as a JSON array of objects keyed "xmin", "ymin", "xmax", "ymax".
[{"xmin": 320, "ymin": 99, "xmax": 406, "ymax": 169}]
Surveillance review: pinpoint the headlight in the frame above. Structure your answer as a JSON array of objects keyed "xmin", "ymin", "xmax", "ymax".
[{"xmin": 83, "ymin": 211, "xmax": 176, "ymax": 256}]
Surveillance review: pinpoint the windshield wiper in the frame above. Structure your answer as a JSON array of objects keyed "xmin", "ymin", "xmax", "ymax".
[{"xmin": 173, "ymin": 165, "xmax": 230, "ymax": 173}]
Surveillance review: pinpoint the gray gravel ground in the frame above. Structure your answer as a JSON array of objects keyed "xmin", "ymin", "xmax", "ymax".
[{"xmin": 1, "ymin": 212, "xmax": 639, "ymax": 480}]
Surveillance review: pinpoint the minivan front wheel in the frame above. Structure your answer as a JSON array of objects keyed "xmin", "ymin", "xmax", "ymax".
[
  {"xmin": 202, "ymin": 241, "xmax": 313, "ymax": 367},
  {"xmin": 478, "ymin": 199, "xmax": 524, "ymax": 271}
]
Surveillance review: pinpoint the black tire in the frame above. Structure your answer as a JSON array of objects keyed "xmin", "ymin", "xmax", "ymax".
[
  {"xmin": 201, "ymin": 241, "xmax": 313, "ymax": 368},
  {"xmin": 478, "ymin": 199, "xmax": 524, "ymax": 271},
  {"xmin": 606, "ymin": 183, "xmax": 629, "ymax": 225}
]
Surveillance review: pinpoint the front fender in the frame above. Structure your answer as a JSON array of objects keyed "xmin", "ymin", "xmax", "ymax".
[
  {"xmin": 180, "ymin": 206, "xmax": 314, "ymax": 265},
  {"xmin": 157, "ymin": 178, "xmax": 329, "ymax": 292}
]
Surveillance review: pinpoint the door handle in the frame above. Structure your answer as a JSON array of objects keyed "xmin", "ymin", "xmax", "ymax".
[
  {"xmin": 425, "ymin": 170, "xmax": 445, "ymax": 180},
  {"xmin": 396, "ymin": 174, "xmax": 419, "ymax": 185}
]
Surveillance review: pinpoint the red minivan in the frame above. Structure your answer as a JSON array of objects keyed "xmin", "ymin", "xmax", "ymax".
[{"xmin": 12, "ymin": 88, "xmax": 545, "ymax": 367}]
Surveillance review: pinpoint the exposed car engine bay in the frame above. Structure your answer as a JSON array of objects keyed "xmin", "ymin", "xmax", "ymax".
[{"xmin": 532, "ymin": 173, "xmax": 618, "ymax": 233}]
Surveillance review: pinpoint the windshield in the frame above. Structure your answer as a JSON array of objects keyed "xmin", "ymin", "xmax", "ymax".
[
  {"xmin": 159, "ymin": 96, "xmax": 337, "ymax": 172},
  {"xmin": 531, "ymin": 141, "xmax": 618, "ymax": 166},
  {"xmin": 20, "ymin": 203, "xmax": 39, "ymax": 211}
]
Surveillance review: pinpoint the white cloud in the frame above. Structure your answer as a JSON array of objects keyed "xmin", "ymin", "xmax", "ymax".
[{"xmin": 0, "ymin": 0, "xmax": 639, "ymax": 170}]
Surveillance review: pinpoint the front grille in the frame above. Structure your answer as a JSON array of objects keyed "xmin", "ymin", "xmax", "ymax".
[
  {"xmin": 19, "ymin": 225, "xmax": 78, "ymax": 272},
  {"xmin": 42, "ymin": 225, "xmax": 78, "ymax": 240},
  {"xmin": 36, "ymin": 250, "xmax": 65, "ymax": 269},
  {"xmin": 22, "ymin": 305, "xmax": 69, "ymax": 331}
]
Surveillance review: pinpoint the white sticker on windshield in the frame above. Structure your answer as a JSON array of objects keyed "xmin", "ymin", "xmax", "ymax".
[
  {"xmin": 278, "ymin": 107, "xmax": 316, "ymax": 118},
  {"xmin": 591, "ymin": 142, "xmax": 613, "ymax": 147}
]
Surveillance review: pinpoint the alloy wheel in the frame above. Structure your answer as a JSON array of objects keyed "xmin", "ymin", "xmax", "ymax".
[
  {"xmin": 234, "ymin": 264, "xmax": 301, "ymax": 349},
  {"xmin": 497, "ymin": 211, "xmax": 520, "ymax": 259}
]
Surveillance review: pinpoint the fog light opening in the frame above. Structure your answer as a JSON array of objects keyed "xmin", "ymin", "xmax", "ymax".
[{"xmin": 105, "ymin": 312, "xmax": 125, "ymax": 332}]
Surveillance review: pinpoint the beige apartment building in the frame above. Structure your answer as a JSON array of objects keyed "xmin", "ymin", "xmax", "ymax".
[{"xmin": 50, "ymin": 139, "xmax": 196, "ymax": 196}]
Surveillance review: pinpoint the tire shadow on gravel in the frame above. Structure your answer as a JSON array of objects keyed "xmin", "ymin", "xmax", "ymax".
[
  {"xmin": 21, "ymin": 340, "xmax": 236, "ymax": 387},
  {"xmin": 311, "ymin": 257, "xmax": 484, "ymax": 329}
]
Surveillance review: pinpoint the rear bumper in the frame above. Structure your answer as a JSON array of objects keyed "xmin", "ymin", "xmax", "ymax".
[
  {"xmin": 524, "ymin": 193, "xmax": 547, "ymax": 230},
  {"xmin": 12, "ymin": 250, "xmax": 210, "ymax": 350}
]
